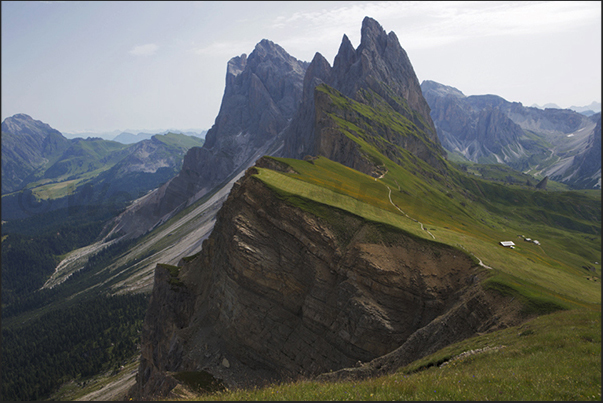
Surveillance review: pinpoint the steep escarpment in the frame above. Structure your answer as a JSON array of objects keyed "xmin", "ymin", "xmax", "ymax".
[
  {"xmin": 131, "ymin": 159, "xmax": 523, "ymax": 399},
  {"xmin": 282, "ymin": 17, "xmax": 445, "ymax": 174}
]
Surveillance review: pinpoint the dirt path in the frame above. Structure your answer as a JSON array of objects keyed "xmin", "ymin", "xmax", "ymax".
[
  {"xmin": 377, "ymin": 173, "xmax": 494, "ymax": 269},
  {"xmin": 376, "ymin": 175, "xmax": 436, "ymax": 240}
]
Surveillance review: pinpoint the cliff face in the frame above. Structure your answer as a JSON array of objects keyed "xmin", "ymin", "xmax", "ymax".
[
  {"xmin": 103, "ymin": 40, "xmax": 308, "ymax": 240},
  {"xmin": 131, "ymin": 158, "xmax": 523, "ymax": 399}
]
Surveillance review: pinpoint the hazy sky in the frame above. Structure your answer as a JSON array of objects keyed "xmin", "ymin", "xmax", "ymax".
[{"xmin": 2, "ymin": 1, "xmax": 601, "ymax": 134}]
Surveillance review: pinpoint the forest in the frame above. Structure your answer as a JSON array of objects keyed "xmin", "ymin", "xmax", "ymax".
[{"xmin": 1, "ymin": 293, "xmax": 148, "ymax": 401}]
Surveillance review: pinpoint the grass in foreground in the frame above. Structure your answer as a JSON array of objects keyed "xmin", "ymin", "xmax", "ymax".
[{"xmin": 171, "ymin": 309, "xmax": 600, "ymax": 401}]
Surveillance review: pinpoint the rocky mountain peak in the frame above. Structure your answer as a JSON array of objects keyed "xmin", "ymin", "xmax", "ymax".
[
  {"xmin": 358, "ymin": 16, "xmax": 389, "ymax": 55},
  {"xmin": 330, "ymin": 17, "xmax": 437, "ymax": 142},
  {"xmin": 282, "ymin": 17, "xmax": 443, "ymax": 167},
  {"xmin": 332, "ymin": 34, "xmax": 356, "ymax": 73},
  {"xmin": 2, "ymin": 113, "xmax": 63, "ymax": 140},
  {"xmin": 105, "ymin": 39, "xmax": 308, "ymax": 240},
  {"xmin": 302, "ymin": 52, "xmax": 332, "ymax": 101}
]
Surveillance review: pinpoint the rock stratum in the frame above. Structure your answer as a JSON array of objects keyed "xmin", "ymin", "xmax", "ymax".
[{"xmin": 129, "ymin": 158, "xmax": 523, "ymax": 399}]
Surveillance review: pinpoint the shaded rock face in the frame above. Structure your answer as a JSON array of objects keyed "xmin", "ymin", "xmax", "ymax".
[
  {"xmin": 557, "ymin": 113, "xmax": 601, "ymax": 189},
  {"xmin": 282, "ymin": 17, "xmax": 444, "ymax": 172},
  {"xmin": 1, "ymin": 114, "xmax": 70, "ymax": 193},
  {"xmin": 422, "ymin": 82, "xmax": 530, "ymax": 163},
  {"xmin": 104, "ymin": 40, "xmax": 308, "ymax": 240},
  {"xmin": 131, "ymin": 158, "xmax": 522, "ymax": 399}
]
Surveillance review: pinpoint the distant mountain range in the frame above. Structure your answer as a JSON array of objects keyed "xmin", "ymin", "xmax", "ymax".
[
  {"xmin": 1, "ymin": 114, "xmax": 205, "ymax": 220},
  {"xmin": 530, "ymin": 101, "xmax": 601, "ymax": 116},
  {"xmin": 421, "ymin": 81, "xmax": 601, "ymax": 189},
  {"xmin": 61, "ymin": 129, "xmax": 207, "ymax": 142}
]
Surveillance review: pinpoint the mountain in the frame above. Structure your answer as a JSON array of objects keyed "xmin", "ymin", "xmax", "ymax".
[
  {"xmin": 545, "ymin": 113, "xmax": 601, "ymax": 189},
  {"xmin": 132, "ymin": 157, "xmax": 526, "ymax": 398},
  {"xmin": 102, "ymin": 39, "xmax": 308, "ymax": 241},
  {"xmin": 112, "ymin": 131, "xmax": 155, "ymax": 144},
  {"xmin": 61, "ymin": 129, "xmax": 123, "ymax": 140},
  {"xmin": 569, "ymin": 101, "xmax": 601, "ymax": 114},
  {"xmin": 1, "ymin": 113, "xmax": 71, "ymax": 193},
  {"xmin": 1, "ymin": 114, "xmax": 205, "ymax": 220},
  {"xmin": 421, "ymin": 80, "xmax": 600, "ymax": 189},
  {"xmin": 112, "ymin": 130, "xmax": 207, "ymax": 144},
  {"xmin": 127, "ymin": 17, "xmax": 600, "ymax": 400},
  {"xmin": 282, "ymin": 18, "xmax": 445, "ymax": 175},
  {"xmin": 532, "ymin": 102, "xmax": 562, "ymax": 110}
]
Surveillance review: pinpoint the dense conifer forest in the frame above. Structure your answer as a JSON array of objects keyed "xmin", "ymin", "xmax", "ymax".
[{"xmin": 1, "ymin": 293, "xmax": 148, "ymax": 401}]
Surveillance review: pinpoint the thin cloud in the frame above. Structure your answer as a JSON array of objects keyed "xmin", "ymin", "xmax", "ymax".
[
  {"xmin": 271, "ymin": 1, "xmax": 600, "ymax": 52},
  {"xmin": 129, "ymin": 43, "xmax": 158, "ymax": 56}
]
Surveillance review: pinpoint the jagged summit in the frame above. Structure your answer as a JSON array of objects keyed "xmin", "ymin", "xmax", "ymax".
[
  {"xmin": 104, "ymin": 38, "xmax": 308, "ymax": 240},
  {"xmin": 282, "ymin": 16, "xmax": 444, "ymax": 172},
  {"xmin": 332, "ymin": 34, "xmax": 356, "ymax": 73}
]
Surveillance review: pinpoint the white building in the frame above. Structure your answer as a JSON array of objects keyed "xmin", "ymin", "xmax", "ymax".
[{"xmin": 500, "ymin": 241, "xmax": 515, "ymax": 247}]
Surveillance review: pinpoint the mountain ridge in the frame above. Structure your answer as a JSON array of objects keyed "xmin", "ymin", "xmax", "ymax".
[
  {"xmin": 102, "ymin": 39, "xmax": 309, "ymax": 241},
  {"xmin": 421, "ymin": 80, "xmax": 601, "ymax": 189}
]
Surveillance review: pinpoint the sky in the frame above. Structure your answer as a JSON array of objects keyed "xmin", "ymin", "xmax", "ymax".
[{"xmin": 1, "ymin": 1, "xmax": 601, "ymax": 135}]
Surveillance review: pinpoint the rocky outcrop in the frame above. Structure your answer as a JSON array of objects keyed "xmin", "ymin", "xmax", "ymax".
[
  {"xmin": 282, "ymin": 17, "xmax": 445, "ymax": 173},
  {"xmin": 130, "ymin": 158, "xmax": 523, "ymax": 399},
  {"xmin": 103, "ymin": 40, "xmax": 308, "ymax": 240}
]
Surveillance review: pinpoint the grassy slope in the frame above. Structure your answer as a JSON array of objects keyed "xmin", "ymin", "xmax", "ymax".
[
  {"xmin": 255, "ymin": 156, "xmax": 600, "ymax": 307},
  {"xmin": 179, "ymin": 309, "xmax": 600, "ymax": 401}
]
